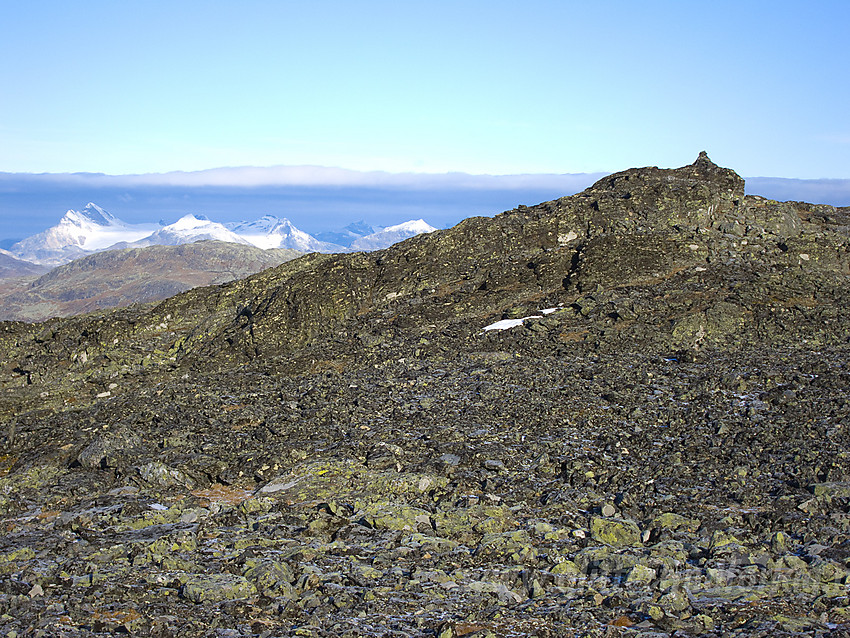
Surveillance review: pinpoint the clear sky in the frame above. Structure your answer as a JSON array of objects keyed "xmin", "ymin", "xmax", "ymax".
[{"xmin": 2, "ymin": 1, "xmax": 849, "ymax": 179}]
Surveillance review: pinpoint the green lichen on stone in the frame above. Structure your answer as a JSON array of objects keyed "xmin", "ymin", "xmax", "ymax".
[
  {"xmin": 0, "ymin": 547, "xmax": 36, "ymax": 574},
  {"xmin": 145, "ymin": 531, "xmax": 199, "ymax": 565},
  {"xmin": 811, "ymin": 481, "xmax": 850, "ymax": 498},
  {"xmin": 361, "ymin": 503, "xmax": 430, "ymax": 531},
  {"xmin": 182, "ymin": 574, "xmax": 258, "ymax": 603},
  {"xmin": 627, "ymin": 563, "xmax": 657, "ymax": 584},
  {"xmin": 476, "ymin": 530, "xmax": 537, "ymax": 563},
  {"xmin": 243, "ymin": 560, "xmax": 295, "ymax": 597},
  {"xmin": 650, "ymin": 512, "xmax": 700, "ymax": 531},
  {"xmin": 589, "ymin": 516, "xmax": 642, "ymax": 547}
]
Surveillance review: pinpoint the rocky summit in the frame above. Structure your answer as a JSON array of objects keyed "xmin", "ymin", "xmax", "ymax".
[{"xmin": 1, "ymin": 153, "xmax": 850, "ymax": 637}]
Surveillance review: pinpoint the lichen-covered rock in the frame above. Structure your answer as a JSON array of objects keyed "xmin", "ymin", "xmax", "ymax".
[
  {"xmin": 574, "ymin": 234, "xmax": 704, "ymax": 291},
  {"xmin": 810, "ymin": 481, "xmax": 850, "ymax": 498},
  {"xmin": 574, "ymin": 546, "xmax": 641, "ymax": 576},
  {"xmin": 671, "ymin": 301, "xmax": 747, "ymax": 348},
  {"xmin": 182, "ymin": 574, "xmax": 258, "ymax": 603},
  {"xmin": 626, "ymin": 563, "xmax": 657, "ymax": 584},
  {"xmin": 360, "ymin": 503, "xmax": 431, "ymax": 531},
  {"xmin": 589, "ymin": 516, "xmax": 642, "ymax": 547},
  {"xmin": 401, "ymin": 533, "xmax": 459, "ymax": 554},
  {"xmin": 77, "ymin": 430, "xmax": 143, "ymax": 469},
  {"xmin": 137, "ymin": 461, "xmax": 194, "ymax": 487},
  {"xmin": 244, "ymin": 560, "xmax": 295, "ymax": 598},
  {"xmin": 659, "ymin": 585, "xmax": 691, "ymax": 614},
  {"xmin": 709, "ymin": 529, "xmax": 742, "ymax": 552},
  {"xmin": 649, "ymin": 512, "xmax": 700, "ymax": 532},
  {"xmin": 476, "ymin": 530, "xmax": 537, "ymax": 562},
  {"xmin": 550, "ymin": 558, "xmax": 580, "ymax": 575},
  {"xmin": 432, "ymin": 504, "xmax": 515, "ymax": 539}
]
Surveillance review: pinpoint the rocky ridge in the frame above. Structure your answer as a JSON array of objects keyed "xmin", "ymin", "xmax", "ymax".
[{"xmin": 1, "ymin": 153, "xmax": 850, "ymax": 637}]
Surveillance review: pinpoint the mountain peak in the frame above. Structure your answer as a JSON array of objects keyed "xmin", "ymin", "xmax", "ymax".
[
  {"xmin": 343, "ymin": 220, "xmax": 377, "ymax": 235},
  {"xmin": 10, "ymin": 205, "xmax": 158, "ymax": 265},
  {"xmin": 579, "ymin": 152, "xmax": 745, "ymax": 231},
  {"xmin": 348, "ymin": 219, "xmax": 437, "ymax": 251},
  {"xmin": 170, "ymin": 214, "xmax": 212, "ymax": 230},
  {"xmin": 383, "ymin": 219, "xmax": 435, "ymax": 233},
  {"xmin": 272, "ymin": 218, "xmax": 297, "ymax": 231},
  {"xmin": 88, "ymin": 203, "xmax": 117, "ymax": 224},
  {"xmin": 225, "ymin": 216, "xmax": 337, "ymax": 251},
  {"xmin": 690, "ymin": 151, "xmax": 732, "ymax": 180},
  {"xmin": 132, "ymin": 215, "xmax": 249, "ymax": 248},
  {"xmin": 61, "ymin": 203, "xmax": 118, "ymax": 228},
  {"xmin": 693, "ymin": 150, "xmax": 714, "ymax": 167}
]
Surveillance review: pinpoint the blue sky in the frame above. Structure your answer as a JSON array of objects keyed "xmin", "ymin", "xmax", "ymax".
[{"xmin": 2, "ymin": 1, "xmax": 848, "ymax": 179}]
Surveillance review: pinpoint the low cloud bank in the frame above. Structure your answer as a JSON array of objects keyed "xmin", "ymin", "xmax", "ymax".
[
  {"xmin": 1, "ymin": 168, "xmax": 847, "ymax": 243},
  {"xmin": 746, "ymin": 177, "xmax": 850, "ymax": 207},
  {"xmin": 0, "ymin": 166, "xmax": 607, "ymax": 191},
  {"xmin": 3, "ymin": 168, "xmax": 847, "ymax": 206}
]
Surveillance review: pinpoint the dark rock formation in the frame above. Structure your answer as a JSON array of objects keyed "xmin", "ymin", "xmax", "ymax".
[{"xmin": 1, "ymin": 154, "xmax": 849, "ymax": 636}]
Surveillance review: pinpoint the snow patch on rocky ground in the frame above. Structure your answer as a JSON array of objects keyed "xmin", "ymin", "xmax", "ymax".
[{"xmin": 483, "ymin": 307, "xmax": 562, "ymax": 331}]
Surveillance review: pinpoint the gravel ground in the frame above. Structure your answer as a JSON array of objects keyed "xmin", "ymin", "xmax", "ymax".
[{"xmin": 1, "ymin": 154, "xmax": 849, "ymax": 637}]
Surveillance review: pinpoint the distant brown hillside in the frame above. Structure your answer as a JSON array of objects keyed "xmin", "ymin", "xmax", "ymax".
[
  {"xmin": 0, "ymin": 240, "xmax": 302, "ymax": 322},
  {"xmin": 0, "ymin": 250, "xmax": 50, "ymax": 279}
]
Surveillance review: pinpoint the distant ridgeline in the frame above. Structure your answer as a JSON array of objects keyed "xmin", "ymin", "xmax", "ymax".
[{"xmin": 4, "ymin": 204, "xmax": 439, "ymax": 267}]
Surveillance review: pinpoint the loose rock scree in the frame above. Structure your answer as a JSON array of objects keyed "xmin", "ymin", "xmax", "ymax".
[{"xmin": 1, "ymin": 154, "xmax": 850, "ymax": 636}]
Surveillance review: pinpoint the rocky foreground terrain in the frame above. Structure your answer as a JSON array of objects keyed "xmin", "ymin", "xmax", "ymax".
[{"xmin": 1, "ymin": 153, "xmax": 850, "ymax": 637}]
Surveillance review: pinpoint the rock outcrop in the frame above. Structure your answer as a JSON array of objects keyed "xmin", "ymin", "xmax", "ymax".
[{"xmin": 1, "ymin": 154, "xmax": 849, "ymax": 637}]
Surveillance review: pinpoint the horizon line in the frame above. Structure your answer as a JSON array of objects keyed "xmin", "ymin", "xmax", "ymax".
[
  {"xmin": 1, "ymin": 164, "xmax": 848, "ymax": 189},
  {"xmin": 0, "ymin": 165, "xmax": 609, "ymax": 189}
]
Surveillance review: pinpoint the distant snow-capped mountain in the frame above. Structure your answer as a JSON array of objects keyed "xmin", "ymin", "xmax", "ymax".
[
  {"xmin": 9, "ymin": 203, "xmax": 159, "ymax": 265},
  {"xmin": 313, "ymin": 220, "xmax": 378, "ymax": 248},
  {"xmin": 130, "ymin": 215, "xmax": 250, "ymax": 248},
  {"xmin": 226, "ymin": 216, "xmax": 344, "ymax": 252},
  {"xmin": 349, "ymin": 219, "xmax": 438, "ymax": 251},
  {"xmin": 8, "ymin": 204, "xmax": 438, "ymax": 266}
]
